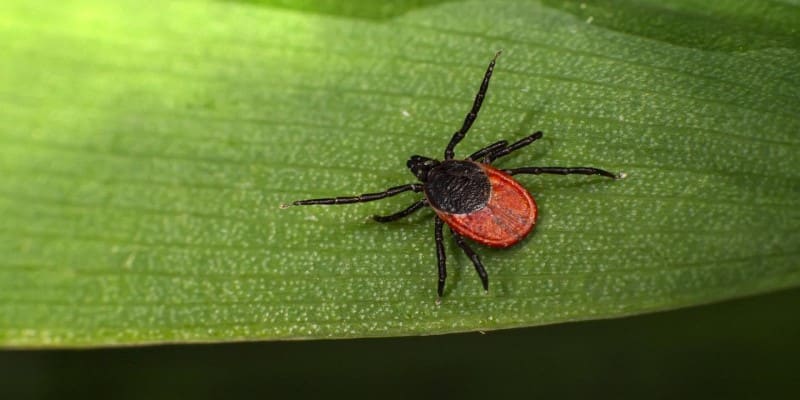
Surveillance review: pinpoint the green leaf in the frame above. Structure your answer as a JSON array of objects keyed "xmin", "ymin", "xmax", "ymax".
[{"xmin": 1, "ymin": 0, "xmax": 798, "ymax": 347}]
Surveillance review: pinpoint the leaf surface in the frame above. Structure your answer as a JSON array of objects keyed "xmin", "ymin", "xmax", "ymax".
[{"xmin": 0, "ymin": 0, "xmax": 798, "ymax": 346}]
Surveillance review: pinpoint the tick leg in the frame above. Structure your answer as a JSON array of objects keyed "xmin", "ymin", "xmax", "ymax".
[
  {"xmin": 504, "ymin": 166, "xmax": 618, "ymax": 179},
  {"xmin": 435, "ymin": 217, "xmax": 447, "ymax": 301},
  {"xmin": 468, "ymin": 140, "xmax": 508, "ymax": 162},
  {"xmin": 444, "ymin": 51, "xmax": 502, "ymax": 160},
  {"xmin": 285, "ymin": 183, "xmax": 423, "ymax": 207},
  {"xmin": 451, "ymin": 230, "xmax": 489, "ymax": 293},
  {"xmin": 486, "ymin": 131, "xmax": 543, "ymax": 162},
  {"xmin": 373, "ymin": 200, "xmax": 427, "ymax": 222}
]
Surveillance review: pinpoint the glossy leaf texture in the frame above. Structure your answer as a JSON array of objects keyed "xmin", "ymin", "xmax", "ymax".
[{"xmin": 0, "ymin": 0, "xmax": 798, "ymax": 347}]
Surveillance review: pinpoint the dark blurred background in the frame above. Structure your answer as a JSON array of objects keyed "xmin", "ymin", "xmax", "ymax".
[{"xmin": 2, "ymin": 288, "xmax": 798, "ymax": 399}]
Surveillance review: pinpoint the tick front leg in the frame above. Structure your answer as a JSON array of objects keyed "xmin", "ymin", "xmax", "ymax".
[
  {"xmin": 486, "ymin": 131, "xmax": 543, "ymax": 162},
  {"xmin": 504, "ymin": 166, "xmax": 619, "ymax": 179},
  {"xmin": 372, "ymin": 200, "xmax": 426, "ymax": 222},
  {"xmin": 451, "ymin": 230, "xmax": 489, "ymax": 293},
  {"xmin": 468, "ymin": 140, "xmax": 508, "ymax": 162},
  {"xmin": 434, "ymin": 217, "xmax": 447, "ymax": 302},
  {"xmin": 444, "ymin": 51, "xmax": 502, "ymax": 160},
  {"xmin": 283, "ymin": 183, "xmax": 423, "ymax": 207}
]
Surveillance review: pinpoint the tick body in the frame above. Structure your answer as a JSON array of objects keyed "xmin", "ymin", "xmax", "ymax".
[
  {"xmin": 424, "ymin": 160, "xmax": 537, "ymax": 248},
  {"xmin": 283, "ymin": 51, "xmax": 620, "ymax": 301}
]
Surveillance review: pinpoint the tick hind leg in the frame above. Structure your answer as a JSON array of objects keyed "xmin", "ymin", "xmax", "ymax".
[
  {"xmin": 451, "ymin": 230, "xmax": 489, "ymax": 293},
  {"xmin": 373, "ymin": 200, "xmax": 426, "ymax": 222},
  {"xmin": 504, "ymin": 166, "xmax": 618, "ymax": 179},
  {"xmin": 434, "ymin": 218, "xmax": 447, "ymax": 302},
  {"xmin": 444, "ymin": 51, "xmax": 502, "ymax": 160}
]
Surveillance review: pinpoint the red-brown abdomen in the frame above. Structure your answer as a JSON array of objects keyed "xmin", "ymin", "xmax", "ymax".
[{"xmin": 434, "ymin": 164, "xmax": 537, "ymax": 248}]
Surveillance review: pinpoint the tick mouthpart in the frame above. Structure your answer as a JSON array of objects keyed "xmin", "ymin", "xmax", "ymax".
[
  {"xmin": 279, "ymin": 203, "xmax": 292, "ymax": 209},
  {"xmin": 616, "ymin": 171, "xmax": 628, "ymax": 179}
]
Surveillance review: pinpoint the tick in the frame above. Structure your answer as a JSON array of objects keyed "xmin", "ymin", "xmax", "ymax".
[{"xmin": 282, "ymin": 51, "xmax": 621, "ymax": 301}]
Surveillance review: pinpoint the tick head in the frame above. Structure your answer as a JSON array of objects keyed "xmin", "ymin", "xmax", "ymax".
[{"xmin": 407, "ymin": 155, "xmax": 439, "ymax": 182}]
